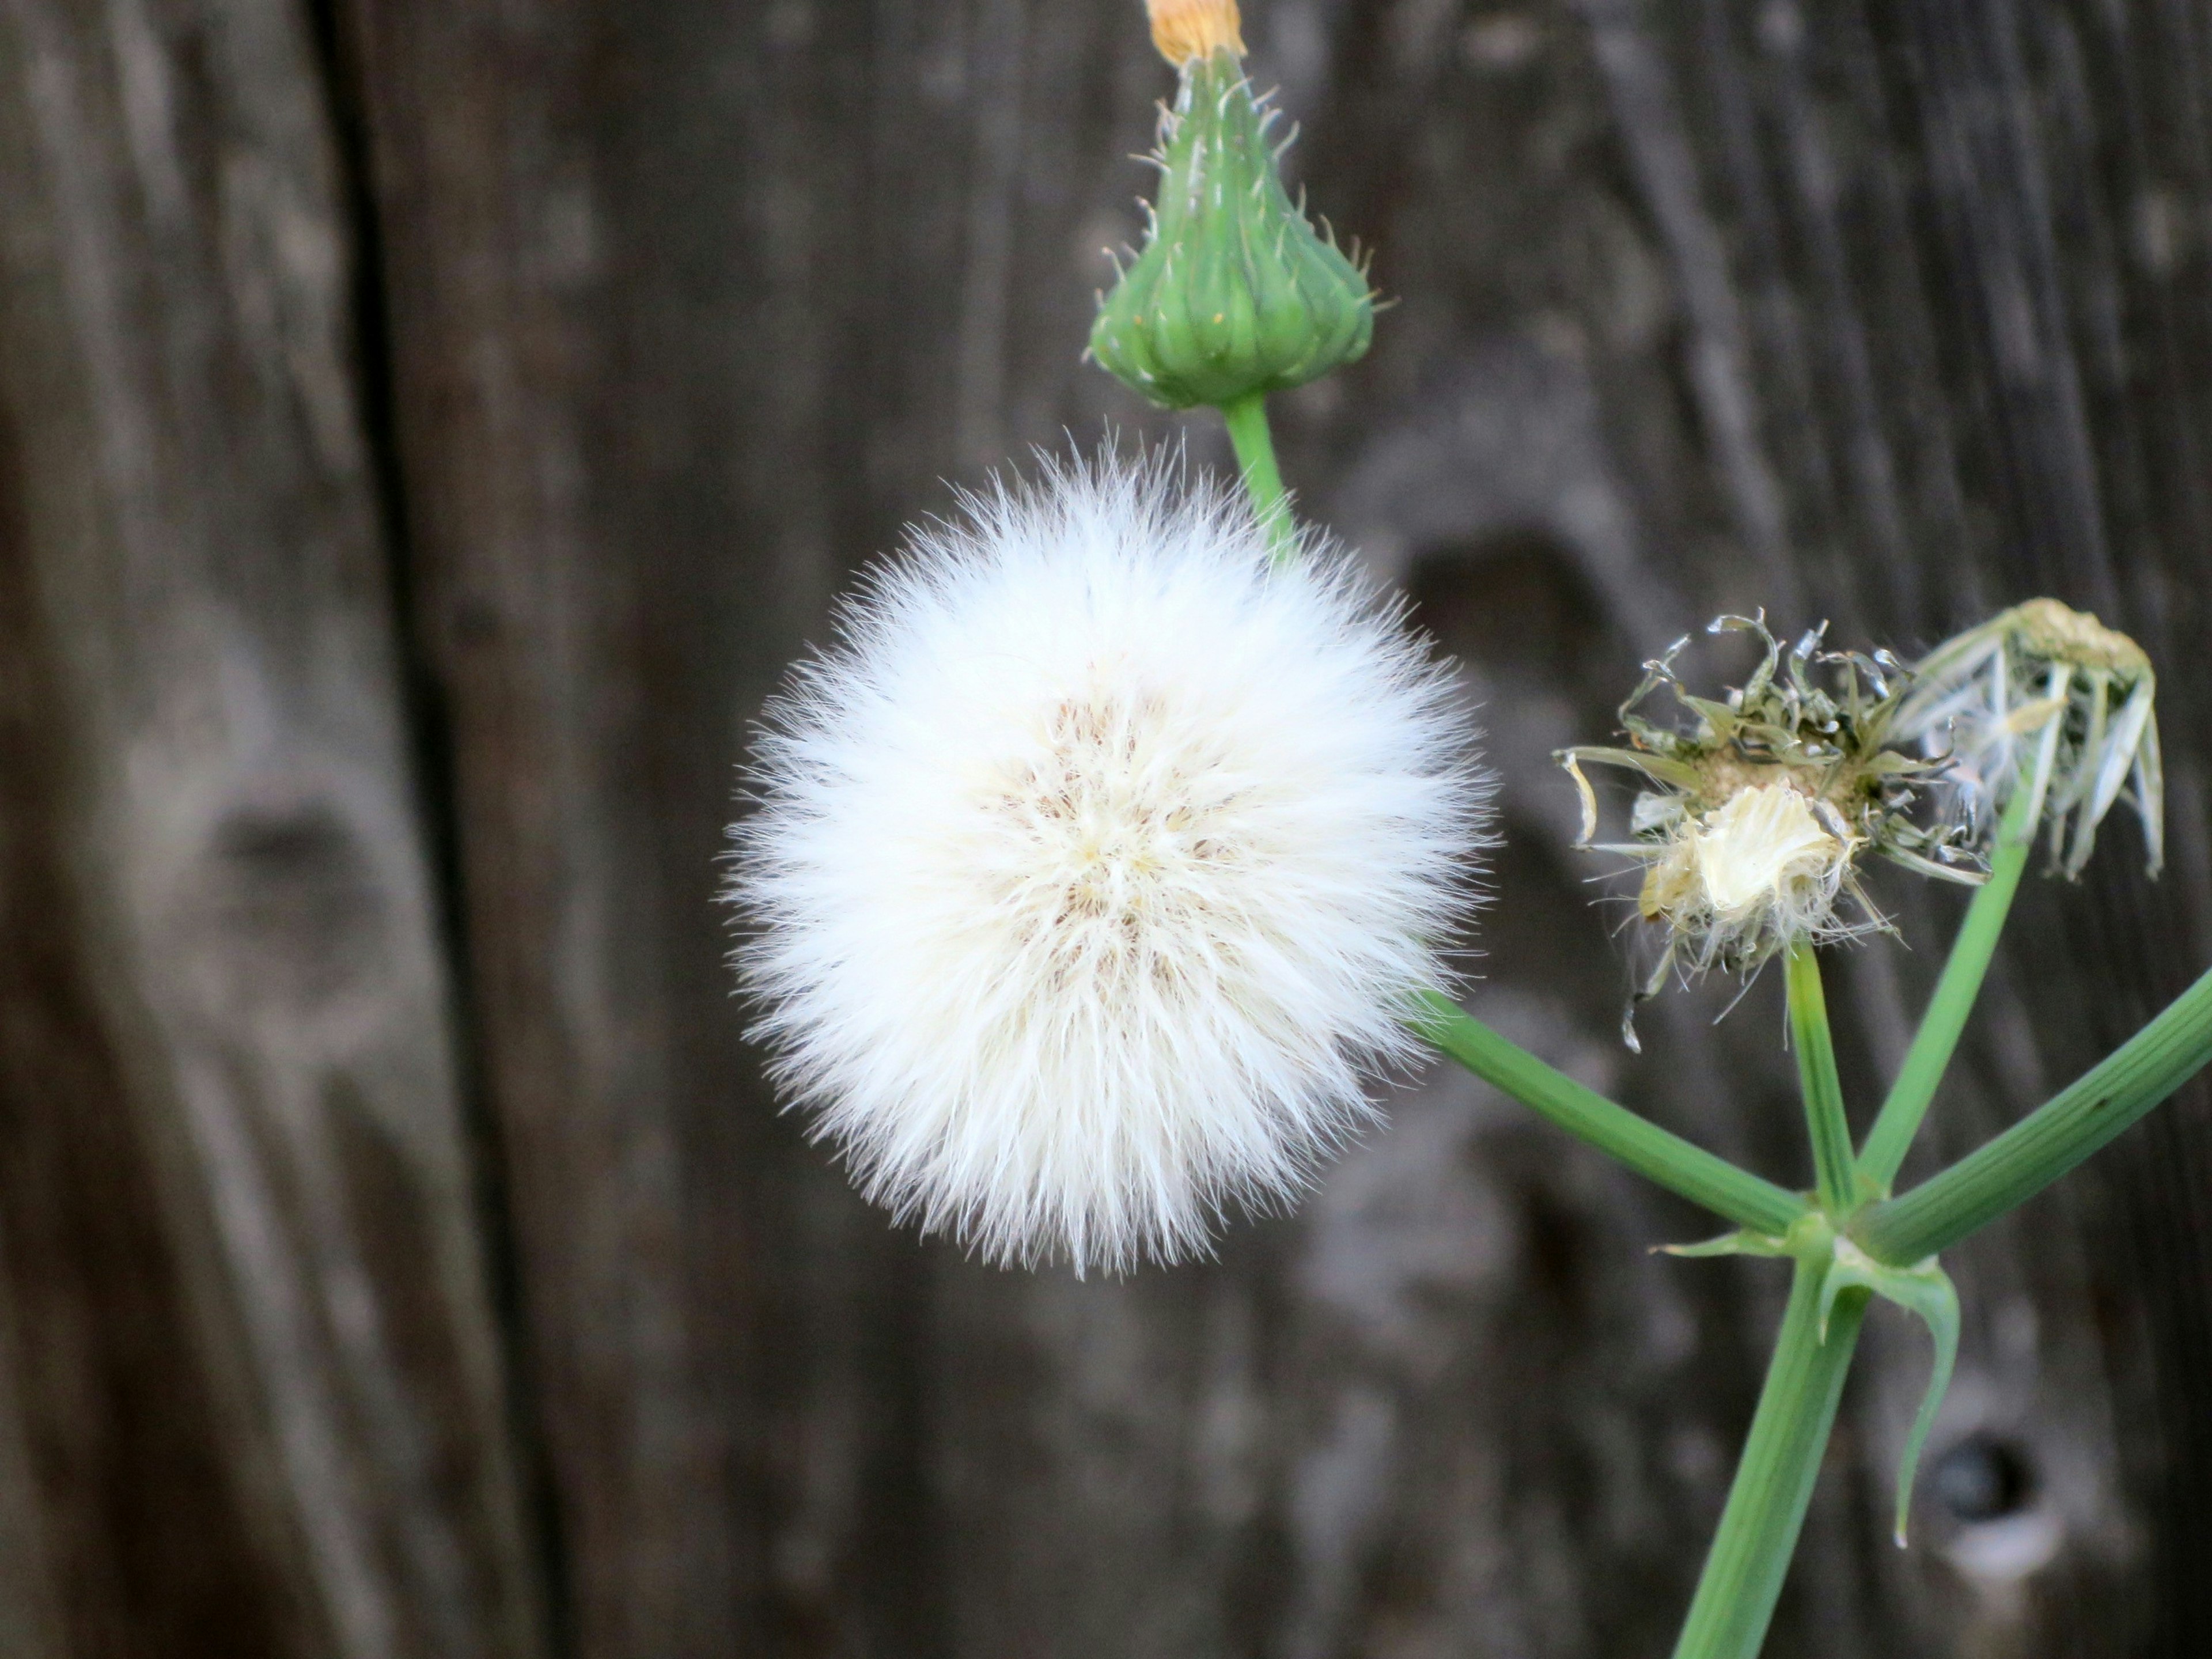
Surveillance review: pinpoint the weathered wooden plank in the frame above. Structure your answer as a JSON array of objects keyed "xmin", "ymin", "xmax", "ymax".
[
  {"xmin": 342, "ymin": 0, "xmax": 2212, "ymax": 1655},
  {"xmin": 335, "ymin": 2, "xmax": 758, "ymax": 1651},
  {"xmin": 0, "ymin": 0, "xmax": 544, "ymax": 1652}
]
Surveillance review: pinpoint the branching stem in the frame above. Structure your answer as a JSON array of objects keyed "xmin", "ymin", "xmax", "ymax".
[
  {"xmin": 1857, "ymin": 960, "xmax": 2212, "ymax": 1264},
  {"xmin": 1785, "ymin": 943, "xmax": 1857, "ymax": 1215},
  {"xmin": 1411, "ymin": 991, "xmax": 1806, "ymax": 1236},
  {"xmin": 1671, "ymin": 1255, "xmax": 1868, "ymax": 1659},
  {"xmin": 1858, "ymin": 768, "xmax": 2040, "ymax": 1191}
]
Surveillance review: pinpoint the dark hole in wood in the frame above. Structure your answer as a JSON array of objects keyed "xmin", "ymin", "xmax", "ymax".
[
  {"xmin": 1931, "ymin": 1434, "xmax": 2036, "ymax": 1524},
  {"xmin": 204, "ymin": 801, "xmax": 383, "ymax": 1001},
  {"xmin": 213, "ymin": 802, "xmax": 355, "ymax": 874}
]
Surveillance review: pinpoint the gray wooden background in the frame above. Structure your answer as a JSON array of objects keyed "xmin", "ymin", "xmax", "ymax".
[{"xmin": 1, "ymin": 0, "xmax": 2209, "ymax": 1654}]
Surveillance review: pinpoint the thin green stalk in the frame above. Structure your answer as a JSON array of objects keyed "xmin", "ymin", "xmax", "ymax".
[
  {"xmin": 1785, "ymin": 943, "xmax": 1856, "ymax": 1216},
  {"xmin": 1858, "ymin": 766, "xmax": 2041, "ymax": 1192},
  {"xmin": 1219, "ymin": 391, "xmax": 1294, "ymax": 562},
  {"xmin": 1672, "ymin": 1256, "xmax": 1868, "ymax": 1659},
  {"xmin": 1857, "ymin": 960, "xmax": 2212, "ymax": 1265},
  {"xmin": 1410, "ymin": 990, "xmax": 1806, "ymax": 1236}
]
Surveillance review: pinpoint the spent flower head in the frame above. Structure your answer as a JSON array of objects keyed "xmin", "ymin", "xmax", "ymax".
[
  {"xmin": 1563, "ymin": 615, "xmax": 1980, "ymax": 1017},
  {"xmin": 1895, "ymin": 598, "xmax": 2162, "ymax": 878},
  {"xmin": 729, "ymin": 452, "xmax": 1488, "ymax": 1274}
]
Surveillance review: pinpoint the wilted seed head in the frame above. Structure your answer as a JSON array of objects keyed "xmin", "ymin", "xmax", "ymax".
[
  {"xmin": 1562, "ymin": 615, "xmax": 1980, "ymax": 1021},
  {"xmin": 728, "ymin": 452, "xmax": 1488, "ymax": 1275},
  {"xmin": 1896, "ymin": 597, "xmax": 2162, "ymax": 877}
]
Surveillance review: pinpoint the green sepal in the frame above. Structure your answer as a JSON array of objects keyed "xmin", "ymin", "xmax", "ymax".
[
  {"xmin": 1090, "ymin": 52, "xmax": 1373, "ymax": 408},
  {"xmin": 1662, "ymin": 1215, "xmax": 1960, "ymax": 1548},
  {"xmin": 1817, "ymin": 1240, "xmax": 1959, "ymax": 1547},
  {"xmin": 1660, "ymin": 1208, "xmax": 1831, "ymax": 1265},
  {"xmin": 1658, "ymin": 1228, "xmax": 1793, "ymax": 1260}
]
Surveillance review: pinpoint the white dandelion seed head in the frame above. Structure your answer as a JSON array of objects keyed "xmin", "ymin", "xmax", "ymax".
[{"xmin": 728, "ymin": 452, "xmax": 1490, "ymax": 1275}]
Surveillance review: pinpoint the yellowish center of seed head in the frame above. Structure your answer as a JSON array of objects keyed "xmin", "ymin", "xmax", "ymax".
[
  {"xmin": 1147, "ymin": 0, "xmax": 1246, "ymax": 65},
  {"xmin": 979, "ymin": 684, "xmax": 1247, "ymax": 978},
  {"xmin": 2010, "ymin": 597, "xmax": 2150, "ymax": 676}
]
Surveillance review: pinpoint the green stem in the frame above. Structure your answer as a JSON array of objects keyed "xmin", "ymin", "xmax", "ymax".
[
  {"xmin": 1410, "ymin": 990, "xmax": 1806, "ymax": 1236},
  {"xmin": 1219, "ymin": 391, "xmax": 1294, "ymax": 562},
  {"xmin": 1671, "ymin": 1256, "xmax": 1868, "ymax": 1659},
  {"xmin": 1857, "ymin": 774, "xmax": 2040, "ymax": 1192},
  {"xmin": 1856, "ymin": 960, "xmax": 2212, "ymax": 1265},
  {"xmin": 1785, "ymin": 943, "xmax": 1856, "ymax": 1216}
]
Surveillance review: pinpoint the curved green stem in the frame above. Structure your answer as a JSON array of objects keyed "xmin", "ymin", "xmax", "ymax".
[
  {"xmin": 1219, "ymin": 391, "xmax": 1294, "ymax": 562},
  {"xmin": 1858, "ymin": 778, "xmax": 2040, "ymax": 1192},
  {"xmin": 1856, "ymin": 960, "xmax": 2212, "ymax": 1264},
  {"xmin": 1672, "ymin": 1255, "xmax": 1868, "ymax": 1659},
  {"xmin": 1410, "ymin": 990, "xmax": 1807, "ymax": 1235},
  {"xmin": 1785, "ymin": 944, "xmax": 1857, "ymax": 1216}
]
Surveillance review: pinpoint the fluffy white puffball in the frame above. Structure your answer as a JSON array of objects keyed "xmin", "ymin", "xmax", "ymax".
[{"xmin": 729, "ymin": 455, "xmax": 1488, "ymax": 1274}]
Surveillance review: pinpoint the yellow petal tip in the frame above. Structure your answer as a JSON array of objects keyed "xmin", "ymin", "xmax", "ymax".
[{"xmin": 1147, "ymin": 0, "xmax": 1246, "ymax": 65}]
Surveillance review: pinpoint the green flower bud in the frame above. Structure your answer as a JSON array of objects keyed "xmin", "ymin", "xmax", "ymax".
[{"xmin": 1090, "ymin": 51, "xmax": 1374, "ymax": 410}]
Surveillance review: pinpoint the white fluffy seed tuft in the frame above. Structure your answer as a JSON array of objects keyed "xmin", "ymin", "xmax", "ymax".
[
  {"xmin": 728, "ymin": 453, "xmax": 1488, "ymax": 1274},
  {"xmin": 1639, "ymin": 779, "xmax": 1865, "ymax": 973}
]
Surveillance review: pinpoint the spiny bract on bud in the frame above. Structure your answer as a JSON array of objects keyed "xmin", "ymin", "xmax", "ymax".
[
  {"xmin": 1895, "ymin": 597, "xmax": 2162, "ymax": 878},
  {"xmin": 1561, "ymin": 615, "xmax": 1981, "ymax": 1020},
  {"xmin": 728, "ymin": 452, "xmax": 1488, "ymax": 1275},
  {"xmin": 1090, "ymin": 50, "xmax": 1373, "ymax": 409}
]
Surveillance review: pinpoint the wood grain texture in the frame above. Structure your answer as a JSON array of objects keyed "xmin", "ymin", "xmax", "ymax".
[
  {"xmin": 1, "ymin": 0, "xmax": 2209, "ymax": 1653},
  {"xmin": 0, "ymin": 0, "xmax": 543, "ymax": 1652},
  {"xmin": 336, "ymin": 1, "xmax": 761, "ymax": 1650},
  {"xmin": 345, "ymin": 0, "xmax": 2212, "ymax": 1654}
]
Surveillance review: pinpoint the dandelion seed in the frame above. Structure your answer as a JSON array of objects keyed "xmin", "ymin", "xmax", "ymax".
[{"xmin": 728, "ymin": 453, "xmax": 1489, "ymax": 1274}]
